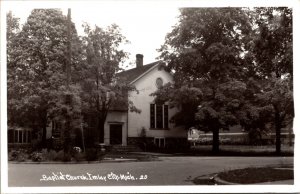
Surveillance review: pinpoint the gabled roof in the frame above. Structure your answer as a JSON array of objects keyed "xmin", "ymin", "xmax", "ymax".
[
  {"xmin": 111, "ymin": 61, "xmax": 165, "ymax": 111},
  {"xmin": 117, "ymin": 61, "xmax": 161, "ymax": 84}
]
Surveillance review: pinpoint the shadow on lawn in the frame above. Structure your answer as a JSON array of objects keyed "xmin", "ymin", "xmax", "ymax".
[
  {"xmin": 156, "ymin": 145, "xmax": 294, "ymax": 157},
  {"xmin": 192, "ymin": 165, "xmax": 294, "ymax": 185}
]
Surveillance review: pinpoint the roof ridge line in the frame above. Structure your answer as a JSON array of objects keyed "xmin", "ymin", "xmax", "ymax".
[
  {"xmin": 118, "ymin": 60, "xmax": 161, "ymax": 74},
  {"xmin": 129, "ymin": 62, "xmax": 161, "ymax": 84}
]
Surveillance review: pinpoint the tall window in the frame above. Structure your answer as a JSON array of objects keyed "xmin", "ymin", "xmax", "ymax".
[
  {"xmin": 150, "ymin": 104, "xmax": 169, "ymax": 129},
  {"xmin": 8, "ymin": 129, "xmax": 31, "ymax": 143}
]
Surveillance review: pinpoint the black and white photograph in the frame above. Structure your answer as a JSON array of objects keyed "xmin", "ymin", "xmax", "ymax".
[{"xmin": 1, "ymin": 0, "xmax": 299, "ymax": 193}]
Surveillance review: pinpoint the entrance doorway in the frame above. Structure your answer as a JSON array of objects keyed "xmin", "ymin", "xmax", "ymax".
[{"xmin": 110, "ymin": 124, "xmax": 122, "ymax": 145}]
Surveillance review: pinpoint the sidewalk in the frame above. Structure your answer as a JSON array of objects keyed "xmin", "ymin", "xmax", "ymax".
[
  {"xmin": 130, "ymin": 151, "xmax": 173, "ymax": 156},
  {"xmin": 8, "ymin": 158, "xmax": 139, "ymax": 164}
]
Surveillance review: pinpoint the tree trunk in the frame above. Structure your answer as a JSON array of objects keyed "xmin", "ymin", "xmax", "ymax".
[
  {"xmin": 212, "ymin": 127, "xmax": 220, "ymax": 153},
  {"xmin": 41, "ymin": 112, "xmax": 48, "ymax": 148},
  {"xmin": 98, "ymin": 117, "xmax": 105, "ymax": 144},
  {"xmin": 42, "ymin": 123, "xmax": 47, "ymax": 148},
  {"xmin": 63, "ymin": 118, "xmax": 71, "ymax": 154},
  {"xmin": 288, "ymin": 126, "xmax": 292, "ymax": 147},
  {"xmin": 274, "ymin": 107, "xmax": 281, "ymax": 155}
]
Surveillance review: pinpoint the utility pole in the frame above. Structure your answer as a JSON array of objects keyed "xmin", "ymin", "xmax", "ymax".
[
  {"xmin": 66, "ymin": 8, "xmax": 71, "ymax": 89},
  {"xmin": 63, "ymin": 8, "xmax": 72, "ymax": 157}
]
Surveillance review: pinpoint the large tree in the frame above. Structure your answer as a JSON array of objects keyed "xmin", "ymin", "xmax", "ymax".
[
  {"xmin": 7, "ymin": 9, "xmax": 82, "ymax": 146},
  {"xmin": 252, "ymin": 7, "xmax": 293, "ymax": 154},
  {"xmin": 155, "ymin": 8, "xmax": 252, "ymax": 152},
  {"xmin": 81, "ymin": 24, "xmax": 136, "ymax": 144},
  {"xmin": 7, "ymin": 12, "xmax": 22, "ymax": 125}
]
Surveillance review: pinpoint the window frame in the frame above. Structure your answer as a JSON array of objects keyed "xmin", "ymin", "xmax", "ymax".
[
  {"xmin": 150, "ymin": 103, "xmax": 169, "ymax": 130},
  {"xmin": 8, "ymin": 129, "xmax": 31, "ymax": 144}
]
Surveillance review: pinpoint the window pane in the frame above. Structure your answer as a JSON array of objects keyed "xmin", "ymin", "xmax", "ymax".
[
  {"xmin": 19, "ymin": 131, "xmax": 23, "ymax": 143},
  {"xmin": 8, "ymin": 130, "xmax": 14, "ymax": 143},
  {"xmin": 23, "ymin": 131, "xmax": 27, "ymax": 143},
  {"xmin": 164, "ymin": 105, "xmax": 169, "ymax": 129},
  {"xmin": 14, "ymin": 131, "xmax": 18, "ymax": 143},
  {"xmin": 161, "ymin": 138, "xmax": 165, "ymax": 147},
  {"xmin": 28, "ymin": 131, "xmax": 32, "ymax": 143},
  {"xmin": 156, "ymin": 105, "xmax": 163, "ymax": 128},
  {"xmin": 150, "ymin": 104, "xmax": 155, "ymax": 128}
]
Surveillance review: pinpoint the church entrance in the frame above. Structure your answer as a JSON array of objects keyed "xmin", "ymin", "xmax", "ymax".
[{"xmin": 109, "ymin": 124, "xmax": 123, "ymax": 145}]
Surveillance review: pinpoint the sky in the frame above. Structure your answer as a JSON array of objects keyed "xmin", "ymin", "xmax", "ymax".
[{"xmin": 4, "ymin": 1, "xmax": 181, "ymax": 69}]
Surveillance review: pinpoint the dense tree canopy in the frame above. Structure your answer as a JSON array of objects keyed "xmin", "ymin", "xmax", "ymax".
[
  {"xmin": 253, "ymin": 7, "xmax": 292, "ymax": 78},
  {"xmin": 251, "ymin": 7, "xmax": 293, "ymax": 153},
  {"xmin": 155, "ymin": 7, "xmax": 293, "ymax": 153},
  {"xmin": 7, "ymin": 9, "xmax": 82, "ymax": 145},
  {"xmin": 156, "ymin": 8, "xmax": 252, "ymax": 152},
  {"xmin": 7, "ymin": 7, "xmax": 293, "ymax": 154},
  {"xmin": 80, "ymin": 23, "xmax": 135, "ymax": 143},
  {"xmin": 7, "ymin": 9, "xmax": 136, "ymax": 149}
]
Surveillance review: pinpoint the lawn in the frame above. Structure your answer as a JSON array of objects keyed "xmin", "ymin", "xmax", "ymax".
[
  {"xmin": 218, "ymin": 166, "xmax": 293, "ymax": 184},
  {"xmin": 188, "ymin": 144, "xmax": 294, "ymax": 156},
  {"xmin": 193, "ymin": 165, "xmax": 293, "ymax": 185}
]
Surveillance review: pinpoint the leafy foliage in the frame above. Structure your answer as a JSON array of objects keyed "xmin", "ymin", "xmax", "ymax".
[
  {"xmin": 7, "ymin": 9, "xmax": 137, "ymax": 150},
  {"xmin": 80, "ymin": 23, "xmax": 135, "ymax": 143},
  {"xmin": 154, "ymin": 7, "xmax": 293, "ymax": 153},
  {"xmin": 253, "ymin": 7, "xmax": 292, "ymax": 78},
  {"xmin": 251, "ymin": 7, "xmax": 293, "ymax": 154},
  {"xmin": 7, "ymin": 8, "xmax": 293, "ymax": 155},
  {"xmin": 156, "ymin": 8, "xmax": 252, "ymax": 152},
  {"xmin": 7, "ymin": 9, "xmax": 83, "ymax": 145}
]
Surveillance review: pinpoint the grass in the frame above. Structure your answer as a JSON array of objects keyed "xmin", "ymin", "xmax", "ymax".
[
  {"xmin": 218, "ymin": 166, "xmax": 293, "ymax": 184},
  {"xmin": 185, "ymin": 145, "xmax": 294, "ymax": 156},
  {"xmin": 104, "ymin": 151, "xmax": 158, "ymax": 161},
  {"xmin": 193, "ymin": 178, "xmax": 216, "ymax": 185}
]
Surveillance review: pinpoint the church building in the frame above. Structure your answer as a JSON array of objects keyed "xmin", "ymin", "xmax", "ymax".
[{"xmin": 103, "ymin": 54, "xmax": 186, "ymax": 147}]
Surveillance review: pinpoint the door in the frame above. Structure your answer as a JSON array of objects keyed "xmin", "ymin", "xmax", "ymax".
[{"xmin": 110, "ymin": 124, "xmax": 122, "ymax": 145}]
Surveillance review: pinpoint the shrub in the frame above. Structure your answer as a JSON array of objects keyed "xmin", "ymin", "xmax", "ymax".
[
  {"xmin": 71, "ymin": 147, "xmax": 84, "ymax": 161},
  {"xmin": 31, "ymin": 139, "xmax": 43, "ymax": 151},
  {"xmin": 143, "ymin": 141, "xmax": 157, "ymax": 152},
  {"xmin": 43, "ymin": 149, "xmax": 58, "ymax": 161},
  {"xmin": 55, "ymin": 150, "xmax": 65, "ymax": 161},
  {"xmin": 71, "ymin": 146, "xmax": 82, "ymax": 156},
  {"xmin": 54, "ymin": 150, "xmax": 71, "ymax": 162},
  {"xmin": 63, "ymin": 153, "xmax": 71, "ymax": 162},
  {"xmin": 248, "ymin": 129, "xmax": 263, "ymax": 145},
  {"xmin": 9, "ymin": 150, "xmax": 20, "ymax": 161},
  {"xmin": 30, "ymin": 152, "xmax": 45, "ymax": 162},
  {"xmin": 85, "ymin": 148, "xmax": 98, "ymax": 161},
  {"xmin": 97, "ymin": 151, "xmax": 106, "ymax": 160},
  {"xmin": 17, "ymin": 152, "xmax": 27, "ymax": 162},
  {"xmin": 73, "ymin": 152, "xmax": 85, "ymax": 162},
  {"xmin": 9, "ymin": 149, "xmax": 28, "ymax": 162}
]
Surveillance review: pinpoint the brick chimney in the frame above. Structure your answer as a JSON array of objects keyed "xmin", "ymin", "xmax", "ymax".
[{"xmin": 136, "ymin": 54, "xmax": 143, "ymax": 68}]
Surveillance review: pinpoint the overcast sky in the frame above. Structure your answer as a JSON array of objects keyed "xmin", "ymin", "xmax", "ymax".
[{"xmin": 4, "ymin": 1, "xmax": 181, "ymax": 69}]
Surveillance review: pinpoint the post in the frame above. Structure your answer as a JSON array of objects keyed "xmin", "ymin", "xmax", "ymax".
[
  {"xmin": 63, "ymin": 8, "xmax": 72, "ymax": 157},
  {"xmin": 81, "ymin": 123, "xmax": 86, "ymax": 153},
  {"xmin": 66, "ymin": 8, "xmax": 71, "ymax": 89}
]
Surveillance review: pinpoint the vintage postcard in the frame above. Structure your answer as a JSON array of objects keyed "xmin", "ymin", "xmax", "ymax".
[{"xmin": 1, "ymin": 0, "xmax": 299, "ymax": 193}]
